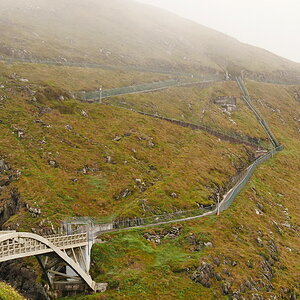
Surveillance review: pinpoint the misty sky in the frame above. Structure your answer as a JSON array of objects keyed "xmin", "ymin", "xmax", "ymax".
[{"xmin": 138, "ymin": 0, "xmax": 300, "ymax": 63}]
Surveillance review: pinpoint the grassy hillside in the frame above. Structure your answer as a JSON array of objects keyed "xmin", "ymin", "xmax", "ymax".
[
  {"xmin": 106, "ymin": 81, "xmax": 268, "ymax": 145},
  {"xmin": 0, "ymin": 63, "xmax": 256, "ymax": 231},
  {"xmin": 64, "ymin": 81, "xmax": 300, "ymax": 300},
  {"xmin": 1, "ymin": 59, "xmax": 299, "ymax": 299},
  {"xmin": 0, "ymin": 61, "xmax": 173, "ymax": 91},
  {"xmin": 0, "ymin": 1, "xmax": 300, "ymax": 296},
  {"xmin": 0, "ymin": 0, "xmax": 300, "ymax": 77}
]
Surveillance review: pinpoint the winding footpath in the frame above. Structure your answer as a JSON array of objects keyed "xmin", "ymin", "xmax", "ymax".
[
  {"xmin": 77, "ymin": 78, "xmax": 221, "ymax": 100},
  {"xmin": 67, "ymin": 77, "xmax": 283, "ymax": 237}
]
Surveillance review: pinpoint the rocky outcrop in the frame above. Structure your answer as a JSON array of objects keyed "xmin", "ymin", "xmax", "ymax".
[
  {"xmin": 191, "ymin": 262, "xmax": 215, "ymax": 288},
  {"xmin": 143, "ymin": 225, "xmax": 183, "ymax": 245},
  {"xmin": 0, "ymin": 188, "xmax": 21, "ymax": 228},
  {"xmin": 0, "ymin": 158, "xmax": 48, "ymax": 299},
  {"xmin": 0, "ymin": 158, "xmax": 22, "ymax": 228},
  {"xmin": 0, "ymin": 261, "xmax": 48, "ymax": 300}
]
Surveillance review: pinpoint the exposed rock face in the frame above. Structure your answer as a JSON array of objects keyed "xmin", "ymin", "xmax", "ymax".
[
  {"xmin": 143, "ymin": 225, "xmax": 183, "ymax": 245},
  {"xmin": 0, "ymin": 188, "xmax": 21, "ymax": 228},
  {"xmin": 114, "ymin": 188, "xmax": 132, "ymax": 200},
  {"xmin": 0, "ymin": 158, "xmax": 48, "ymax": 300},
  {"xmin": 191, "ymin": 262, "xmax": 215, "ymax": 288},
  {"xmin": 0, "ymin": 261, "xmax": 48, "ymax": 300},
  {"xmin": 48, "ymin": 159, "xmax": 59, "ymax": 168},
  {"xmin": 0, "ymin": 158, "xmax": 22, "ymax": 228}
]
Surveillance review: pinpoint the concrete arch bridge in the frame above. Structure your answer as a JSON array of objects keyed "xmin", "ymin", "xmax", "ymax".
[{"xmin": 0, "ymin": 231, "xmax": 105, "ymax": 297}]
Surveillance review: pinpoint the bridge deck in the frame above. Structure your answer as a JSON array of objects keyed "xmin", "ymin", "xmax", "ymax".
[{"xmin": 0, "ymin": 232, "xmax": 87, "ymax": 262}]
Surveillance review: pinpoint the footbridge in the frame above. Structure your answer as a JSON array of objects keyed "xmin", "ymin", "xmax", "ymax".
[{"xmin": 0, "ymin": 231, "xmax": 103, "ymax": 296}]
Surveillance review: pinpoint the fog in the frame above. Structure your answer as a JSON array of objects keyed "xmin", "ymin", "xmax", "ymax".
[{"xmin": 138, "ymin": 0, "xmax": 300, "ymax": 63}]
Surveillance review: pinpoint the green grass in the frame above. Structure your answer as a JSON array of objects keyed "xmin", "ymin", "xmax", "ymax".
[
  {"xmin": 1, "ymin": 60, "xmax": 300, "ymax": 299},
  {"xmin": 0, "ymin": 282, "xmax": 25, "ymax": 300},
  {"xmin": 61, "ymin": 81, "xmax": 300, "ymax": 299},
  {"xmin": 1, "ymin": 76, "xmax": 256, "ymax": 228}
]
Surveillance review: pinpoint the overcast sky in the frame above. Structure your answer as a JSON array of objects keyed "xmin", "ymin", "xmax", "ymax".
[{"xmin": 138, "ymin": 0, "xmax": 300, "ymax": 63}]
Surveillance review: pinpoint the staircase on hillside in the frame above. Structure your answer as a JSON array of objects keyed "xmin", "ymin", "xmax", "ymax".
[{"xmin": 236, "ymin": 77, "xmax": 280, "ymax": 148}]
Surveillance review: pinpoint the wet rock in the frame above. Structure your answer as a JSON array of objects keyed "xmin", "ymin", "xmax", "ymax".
[
  {"xmin": 148, "ymin": 139, "xmax": 155, "ymax": 148},
  {"xmin": 272, "ymin": 220, "xmax": 283, "ymax": 235},
  {"xmin": 81, "ymin": 110, "xmax": 88, "ymax": 117},
  {"xmin": 143, "ymin": 232, "xmax": 161, "ymax": 244},
  {"xmin": 65, "ymin": 124, "xmax": 73, "ymax": 130},
  {"xmin": 113, "ymin": 135, "xmax": 122, "ymax": 141},
  {"xmin": 105, "ymin": 156, "xmax": 116, "ymax": 164},
  {"xmin": 80, "ymin": 165, "xmax": 99, "ymax": 174},
  {"xmin": 215, "ymin": 272, "xmax": 222, "ymax": 281},
  {"xmin": 165, "ymin": 225, "xmax": 182, "ymax": 238},
  {"xmin": 48, "ymin": 160, "xmax": 59, "ymax": 168},
  {"xmin": 0, "ymin": 260, "xmax": 48, "ymax": 300},
  {"xmin": 39, "ymin": 106, "xmax": 52, "ymax": 115},
  {"xmin": 26, "ymin": 203, "xmax": 41, "ymax": 218},
  {"xmin": 191, "ymin": 262, "xmax": 215, "ymax": 288},
  {"xmin": 261, "ymin": 258, "xmax": 273, "ymax": 281},
  {"xmin": 0, "ymin": 188, "xmax": 21, "ymax": 227},
  {"xmin": 244, "ymin": 280, "xmax": 253, "ymax": 290},
  {"xmin": 204, "ymin": 242, "xmax": 213, "ymax": 248},
  {"xmin": 187, "ymin": 233, "xmax": 204, "ymax": 252},
  {"xmin": 282, "ymin": 222, "xmax": 291, "ymax": 228},
  {"xmin": 9, "ymin": 73, "xmax": 19, "ymax": 80},
  {"xmin": 256, "ymin": 236, "xmax": 263, "ymax": 247},
  {"xmin": 222, "ymin": 268, "xmax": 231, "ymax": 276},
  {"xmin": 114, "ymin": 188, "xmax": 132, "ymax": 200},
  {"xmin": 0, "ymin": 159, "xmax": 10, "ymax": 173},
  {"xmin": 149, "ymin": 165, "xmax": 157, "ymax": 170},
  {"xmin": 268, "ymin": 239, "xmax": 279, "ymax": 261},
  {"xmin": 255, "ymin": 208, "xmax": 263, "ymax": 215},
  {"xmin": 12, "ymin": 127, "xmax": 26, "ymax": 139},
  {"xmin": 35, "ymin": 119, "xmax": 51, "ymax": 128},
  {"xmin": 257, "ymin": 202, "xmax": 266, "ymax": 213},
  {"xmin": 0, "ymin": 95, "xmax": 7, "ymax": 102},
  {"xmin": 170, "ymin": 192, "xmax": 178, "ymax": 198},
  {"xmin": 221, "ymin": 281, "xmax": 232, "ymax": 295},
  {"xmin": 213, "ymin": 257, "xmax": 221, "ymax": 266},
  {"xmin": 134, "ymin": 179, "xmax": 149, "ymax": 192}
]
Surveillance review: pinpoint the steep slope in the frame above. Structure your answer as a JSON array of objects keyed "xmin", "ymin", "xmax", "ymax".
[
  {"xmin": 72, "ymin": 81, "xmax": 300, "ymax": 300},
  {"xmin": 0, "ymin": 0, "xmax": 300, "ymax": 79},
  {"xmin": 0, "ymin": 1, "xmax": 300, "ymax": 299},
  {"xmin": 0, "ymin": 67, "xmax": 256, "ymax": 232}
]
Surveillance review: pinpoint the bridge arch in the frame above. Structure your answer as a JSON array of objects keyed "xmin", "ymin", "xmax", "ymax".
[{"xmin": 0, "ymin": 232, "xmax": 96, "ymax": 293}]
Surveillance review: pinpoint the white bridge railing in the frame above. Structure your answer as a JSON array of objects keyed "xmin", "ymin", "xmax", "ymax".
[
  {"xmin": 0, "ymin": 231, "xmax": 98, "ymax": 294},
  {"xmin": 0, "ymin": 233, "xmax": 87, "ymax": 260}
]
